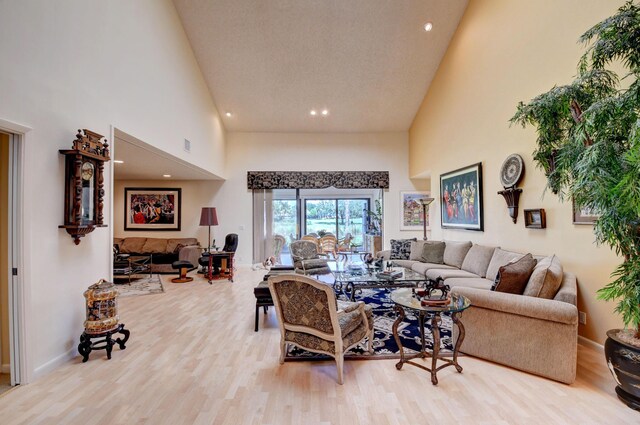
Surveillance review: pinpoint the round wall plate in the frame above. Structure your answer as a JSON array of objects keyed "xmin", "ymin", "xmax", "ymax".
[{"xmin": 500, "ymin": 154, "xmax": 524, "ymax": 188}]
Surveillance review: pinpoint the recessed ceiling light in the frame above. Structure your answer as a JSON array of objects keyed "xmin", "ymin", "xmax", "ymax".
[
  {"xmin": 163, "ymin": 174, "xmax": 172, "ymax": 178},
  {"xmin": 310, "ymin": 110, "xmax": 317, "ymax": 116},
  {"xmin": 114, "ymin": 160, "xmax": 124, "ymax": 164},
  {"xmin": 225, "ymin": 112, "xmax": 232, "ymax": 117},
  {"xmin": 424, "ymin": 22, "xmax": 433, "ymax": 32},
  {"xmin": 321, "ymin": 109, "xmax": 329, "ymax": 116}
]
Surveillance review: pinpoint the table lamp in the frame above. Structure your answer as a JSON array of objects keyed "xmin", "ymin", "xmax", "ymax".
[
  {"xmin": 199, "ymin": 207, "xmax": 218, "ymax": 252},
  {"xmin": 419, "ymin": 197, "xmax": 435, "ymax": 240}
]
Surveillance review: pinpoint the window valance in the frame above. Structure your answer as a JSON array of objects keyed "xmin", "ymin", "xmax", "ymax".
[{"xmin": 247, "ymin": 171, "xmax": 389, "ymax": 189}]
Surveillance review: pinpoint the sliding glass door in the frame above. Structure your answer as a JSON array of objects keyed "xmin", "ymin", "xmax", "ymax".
[
  {"xmin": 304, "ymin": 198, "xmax": 369, "ymax": 248},
  {"xmin": 253, "ymin": 188, "xmax": 381, "ymax": 263}
]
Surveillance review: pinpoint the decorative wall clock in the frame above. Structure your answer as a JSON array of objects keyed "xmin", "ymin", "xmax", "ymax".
[{"xmin": 59, "ymin": 129, "xmax": 110, "ymax": 244}]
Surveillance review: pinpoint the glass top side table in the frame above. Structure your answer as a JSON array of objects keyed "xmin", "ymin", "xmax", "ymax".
[{"xmin": 390, "ymin": 287, "xmax": 471, "ymax": 385}]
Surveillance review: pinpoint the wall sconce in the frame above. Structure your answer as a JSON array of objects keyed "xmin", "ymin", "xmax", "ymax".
[
  {"xmin": 498, "ymin": 154, "xmax": 525, "ymax": 223},
  {"xmin": 419, "ymin": 197, "xmax": 435, "ymax": 240}
]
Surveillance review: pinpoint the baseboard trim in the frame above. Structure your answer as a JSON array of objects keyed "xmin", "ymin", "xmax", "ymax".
[
  {"xmin": 1, "ymin": 364, "xmax": 9, "ymax": 374},
  {"xmin": 579, "ymin": 335, "xmax": 604, "ymax": 352},
  {"xmin": 33, "ymin": 347, "xmax": 77, "ymax": 381}
]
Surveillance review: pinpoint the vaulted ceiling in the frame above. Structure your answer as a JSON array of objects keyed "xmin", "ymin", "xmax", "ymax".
[{"xmin": 173, "ymin": 0, "xmax": 468, "ymax": 133}]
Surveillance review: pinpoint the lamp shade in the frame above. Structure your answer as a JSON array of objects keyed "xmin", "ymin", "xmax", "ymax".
[
  {"xmin": 199, "ymin": 207, "xmax": 219, "ymax": 226},
  {"xmin": 419, "ymin": 197, "xmax": 435, "ymax": 207}
]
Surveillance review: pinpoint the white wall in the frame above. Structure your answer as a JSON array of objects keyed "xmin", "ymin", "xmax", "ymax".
[
  {"xmin": 114, "ymin": 179, "xmax": 221, "ymax": 246},
  {"xmin": 0, "ymin": 0, "xmax": 226, "ymax": 379},
  {"xmin": 218, "ymin": 132, "xmax": 428, "ymax": 265}
]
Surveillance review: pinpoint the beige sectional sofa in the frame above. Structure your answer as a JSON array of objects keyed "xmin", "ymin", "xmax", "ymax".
[
  {"xmin": 378, "ymin": 240, "xmax": 578, "ymax": 384},
  {"xmin": 114, "ymin": 237, "xmax": 201, "ymax": 274}
]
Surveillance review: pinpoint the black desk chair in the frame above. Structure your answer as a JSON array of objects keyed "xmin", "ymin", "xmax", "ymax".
[{"xmin": 199, "ymin": 233, "xmax": 239, "ymax": 274}]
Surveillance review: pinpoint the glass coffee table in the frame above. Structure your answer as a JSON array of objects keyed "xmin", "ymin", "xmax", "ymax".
[
  {"xmin": 332, "ymin": 265, "xmax": 427, "ymax": 301},
  {"xmin": 391, "ymin": 288, "xmax": 471, "ymax": 385}
]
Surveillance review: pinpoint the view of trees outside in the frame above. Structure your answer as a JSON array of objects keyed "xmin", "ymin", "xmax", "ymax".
[
  {"xmin": 270, "ymin": 198, "xmax": 369, "ymax": 249},
  {"xmin": 272, "ymin": 200, "xmax": 297, "ymax": 243},
  {"xmin": 305, "ymin": 199, "xmax": 367, "ymax": 247}
]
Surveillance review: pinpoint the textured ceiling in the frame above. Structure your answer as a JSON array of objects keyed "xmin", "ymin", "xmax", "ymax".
[{"xmin": 173, "ymin": 0, "xmax": 468, "ymax": 132}]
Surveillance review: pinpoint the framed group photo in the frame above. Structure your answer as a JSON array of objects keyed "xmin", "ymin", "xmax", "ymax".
[
  {"xmin": 400, "ymin": 191, "xmax": 431, "ymax": 230},
  {"xmin": 440, "ymin": 162, "xmax": 483, "ymax": 231},
  {"xmin": 124, "ymin": 187, "xmax": 181, "ymax": 231}
]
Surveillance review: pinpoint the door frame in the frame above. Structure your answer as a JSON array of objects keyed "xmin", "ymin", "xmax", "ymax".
[{"xmin": 0, "ymin": 118, "xmax": 31, "ymax": 385}]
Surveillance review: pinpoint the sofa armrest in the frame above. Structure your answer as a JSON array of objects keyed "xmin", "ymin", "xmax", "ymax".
[
  {"xmin": 452, "ymin": 287, "xmax": 578, "ymax": 325},
  {"xmin": 376, "ymin": 250, "xmax": 391, "ymax": 261},
  {"xmin": 179, "ymin": 245, "xmax": 201, "ymax": 266}
]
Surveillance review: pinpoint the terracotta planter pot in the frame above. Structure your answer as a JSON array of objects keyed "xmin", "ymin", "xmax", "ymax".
[{"xmin": 605, "ymin": 329, "xmax": 640, "ymax": 410}]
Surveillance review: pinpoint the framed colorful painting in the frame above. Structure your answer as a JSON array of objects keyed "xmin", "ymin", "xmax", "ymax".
[
  {"xmin": 440, "ymin": 163, "xmax": 483, "ymax": 231},
  {"xmin": 124, "ymin": 187, "xmax": 181, "ymax": 231},
  {"xmin": 400, "ymin": 191, "xmax": 431, "ymax": 230}
]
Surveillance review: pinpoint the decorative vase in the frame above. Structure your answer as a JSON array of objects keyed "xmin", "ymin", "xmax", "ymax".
[
  {"xmin": 605, "ymin": 329, "xmax": 640, "ymax": 410},
  {"xmin": 83, "ymin": 279, "xmax": 119, "ymax": 335}
]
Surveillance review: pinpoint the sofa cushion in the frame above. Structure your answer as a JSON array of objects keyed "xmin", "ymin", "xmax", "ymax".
[
  {"xmin": 142, "ymin": 238, "xmax": 169, "ymax": 254},
  {"xmin": 411, "ymin": 262, "xmax": 456, "ymax": 275},
  {"xmin": 443, "ymin": 240, "xmax": 472, "ymax": 268},
  {"xmin": 461, "ymin": 244, "xmax": 497, "ymax": 278},
  {"xmin": 492, "ymin": 254, "xmax": 537, "ymax": 294},
  {"xmin": 524, "ymin": 255, "xmax": 563, "ymax": 299},
  {"xmin": 426, "ymin": 268, "xmax": 479, "ymax": 281},
  {"xmin": 421, "ymin": 241, "xmax": 446, "ymax": 264},
  {"xmin": 120, "ymin": 237, "xmax": 147, "ymax": 254},
  {"xmin": 485, "ymin": 248, "xmax": 525, "ymax": 282},
  {"xmin": 392, "ymin": 260, "xmax": 420, "ymax": 269},
  {"xmin": 390, "ymin": 238, "xmax": 416, "ymax": 260},
  {"xmin": 166, "ymin": 238, "xmax": 199, "ymax": 253},
  {"xmin": 447, "ymin": 277, "xmax": 494, "ymax": 291},
  {"xmin": 409, "ymin": 240, "xmax": 428, "ymax": 261}
]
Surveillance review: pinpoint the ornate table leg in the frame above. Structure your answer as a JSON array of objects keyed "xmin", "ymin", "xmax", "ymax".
[
  {"xmin": 418, "ymin": 312, "xmax": 427, "ymax": 359},
  {"xmin": 393, "ymin": 305, "xmax": 407, "ymax": 370},
  {"xmin": 452, "ymin": 311, "xmax": 465, "ymax": 373},
  {"xmin": 346, "ymin": 282, "xmax": 356, "ymax": 301},
  {"xmin": 430, "ymin": 313, "xmax": 441, "ymax": 385},
  {"xmin": 105, "ymin": 333, "xmax": 115, "ymax": 360},
  {"xmin": 115, "ymin": 324, "xmax": 130, "ymax": 350},
  {"xmin": 78, "ymin": 333, "xmax": 91, "ymax": 363}
]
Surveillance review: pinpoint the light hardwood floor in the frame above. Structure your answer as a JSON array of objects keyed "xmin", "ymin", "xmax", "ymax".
[{"xmin": 0, "ymin": 267, "xmax": 636, "ymax": 424}]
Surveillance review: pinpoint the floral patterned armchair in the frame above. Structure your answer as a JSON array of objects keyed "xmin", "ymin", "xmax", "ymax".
[
  {"xmin": 267, "ymin": 274, "xmax": 374, "ymax": 384},
  {"xmin": 290, "ymin": 240, "xmax": 331, "ymax": 275}
]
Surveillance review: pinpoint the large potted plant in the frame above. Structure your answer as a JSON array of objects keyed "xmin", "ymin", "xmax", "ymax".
[{"xmin": 511, "ymin": 1, "xmax": 640, "ymax": 409}]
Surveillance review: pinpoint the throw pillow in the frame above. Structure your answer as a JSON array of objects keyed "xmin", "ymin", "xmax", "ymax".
[
  {"xmin": 390, "ymin": 238, "xmax": 417, "ymax": 260},
  {"xmin": 523, "ymin": 255, "xmax": 564, "ymax": 299},
  {"xmin": 461, "ymin": 244, "xmax": 497, "ymax": 278},
  {"xmin": 485, "ymin": 248, "xmax": 525, "ymax": 282},
  {"xmin": 409, "ymin": 240, "xmax": 428, "ymax": 261},
  {"xmin": 492, "ymin": 253, "xmax": 538, "ymax": 294},
  {"xmin": 421, "ymin": 241, "xmax": 445, "ymax": 264},
  {"xmin": 443, "ymin": 240, "xmax": 473, "ymax": 268},
  {"xmin": 173, "ymin": 243, "xmax": 186, "ymax": 254}
]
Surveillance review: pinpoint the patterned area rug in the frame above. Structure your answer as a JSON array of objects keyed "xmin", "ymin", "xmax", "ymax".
[
  {"xmin": 114, "ymin": 274, "xmax": 164, "ymax": 297},
  {"xmin": 286, "ymin": 288, "xmax": 454, "ymax": 361}
]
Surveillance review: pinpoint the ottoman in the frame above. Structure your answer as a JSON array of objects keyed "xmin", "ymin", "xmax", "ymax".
[{"xmin": 171, "ymin": 260, "xmax": 194, "ymax": 283}]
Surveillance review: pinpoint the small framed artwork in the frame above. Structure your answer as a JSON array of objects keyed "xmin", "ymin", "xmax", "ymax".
[
  {"xmin": 400, "ymin": 191, "xmax": 431, "ymax": 230},
  {"xmin": 124, "ymin": 187, "xmax": 181, "ymax": 231},
  {"xmin": 524, "ymin": 209, "xmax": 546, "ymax": 229},
  {"xmin": 440, "ymin": 162, "xmax": 483, "ymax": 231},
  {"xmin": 573, "ymin": 199, "xmax": 599, "ymax": 225}
]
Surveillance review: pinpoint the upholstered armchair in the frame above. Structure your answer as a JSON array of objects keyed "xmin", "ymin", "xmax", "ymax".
[
  {"xmin": 267, "ymin": 274, "xmax": 374, "ymax": 384},
  {"xmin": 290, "ymin": 240, "xmax": 331, "ymax": 275}
]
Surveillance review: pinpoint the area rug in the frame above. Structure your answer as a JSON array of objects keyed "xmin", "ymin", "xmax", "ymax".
[
  {"xmin": 114, "ymin": 274, "xmax": 164, "ymax": 297},
  {"xmin": 285, "ymin": 288, "xmax": 454, "ymax": 361}
]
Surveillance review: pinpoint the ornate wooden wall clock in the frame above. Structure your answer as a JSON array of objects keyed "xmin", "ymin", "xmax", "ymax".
[{"xmin": 59, "ymin": 129, "xmax": 110, "ymax": 244}]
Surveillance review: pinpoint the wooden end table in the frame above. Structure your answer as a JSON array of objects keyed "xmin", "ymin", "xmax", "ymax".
[{"xmin": 391, "ymin": 288, "xmax": 470, "ymax": 385}]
